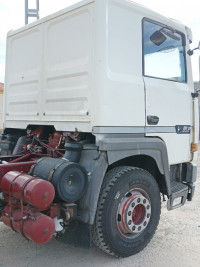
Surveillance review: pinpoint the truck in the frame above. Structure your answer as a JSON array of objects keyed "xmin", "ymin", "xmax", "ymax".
[{"xmin": 0, "ymin": 0, "xmax": 199, "ymax": 258}]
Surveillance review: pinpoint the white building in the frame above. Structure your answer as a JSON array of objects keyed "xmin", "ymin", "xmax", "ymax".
[{"xmin": 0, "ymin": 83, "xmax": 4, "ymax": 131}]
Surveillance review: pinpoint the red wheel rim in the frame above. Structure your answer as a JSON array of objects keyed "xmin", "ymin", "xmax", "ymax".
[
  {"xmin": 132, "ymin": 204, "xmax": 145, "ymax": 225},
  {"xmin": 117, "ymin": 190, "xmax": 151, "ymax": 237}
]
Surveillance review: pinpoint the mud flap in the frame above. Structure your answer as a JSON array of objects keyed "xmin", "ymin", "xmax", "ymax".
[{"xmin": 57, "ymin": 220, "xmax": 91, "ymax": 249}]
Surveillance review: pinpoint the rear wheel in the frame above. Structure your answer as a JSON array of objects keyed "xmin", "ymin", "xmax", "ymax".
[{"xmin": 92, "ymin": 166, "xmax": 161, "ymax": 257}]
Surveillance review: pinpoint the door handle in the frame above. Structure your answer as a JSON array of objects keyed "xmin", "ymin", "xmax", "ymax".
[{"xmin": 147, "ymin": 115, "xmax": 159, "ymax": 125}]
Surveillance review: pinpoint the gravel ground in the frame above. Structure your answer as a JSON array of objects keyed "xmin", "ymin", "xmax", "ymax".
[{"xmin": 0, "ymin": 160, "xmax": 200, "ymax": 267}]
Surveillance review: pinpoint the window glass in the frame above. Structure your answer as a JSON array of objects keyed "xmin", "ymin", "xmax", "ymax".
[{"xmin": 143, "ymin": 20, "xmax": 186, "ymax": 82}]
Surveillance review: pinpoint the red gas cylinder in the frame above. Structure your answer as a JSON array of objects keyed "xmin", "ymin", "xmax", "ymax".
[
  {"xmin": 1, "ymin": 171, "xmax": 55, "ymax": 210},
  {"xmin": 2, "ymin": 208, "xmax": 55, "ymax": 244}
]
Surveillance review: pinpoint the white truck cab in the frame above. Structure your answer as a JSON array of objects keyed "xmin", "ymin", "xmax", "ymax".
[{"xmin": 0, "ymin": 0, "xmax": 199, "ymax": 258}]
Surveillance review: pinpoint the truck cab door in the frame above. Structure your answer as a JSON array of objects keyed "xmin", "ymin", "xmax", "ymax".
[{"xmin": 143, "ymin": 19, "xmax": 193, "ymax": 165}]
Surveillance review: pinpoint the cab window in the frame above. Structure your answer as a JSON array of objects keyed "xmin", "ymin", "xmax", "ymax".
[{"xmin": 143, "ymin": 19, "xmax": 186, "ymax": 82}]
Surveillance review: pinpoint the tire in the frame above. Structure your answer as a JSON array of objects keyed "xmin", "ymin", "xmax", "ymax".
[{"xmin": 92, "ymin": 166, "xmax": 161, "ymax": 258}]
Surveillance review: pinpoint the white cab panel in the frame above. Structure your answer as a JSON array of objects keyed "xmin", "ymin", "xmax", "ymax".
[
  {"xmin": 92, "ymin": 0, "xmax": 145, "ymax": 127},
  {"xmin": 5, "ymin": 27, "xmax": 42, "ymax": 120},
  {"xmin": 42, "ymin": 8, "xmax": 93, "ymax": 123},
  {"xmin": 4, "ymin": 1, "xmax": 94, "ymax": 131},
  {"xmin": 144, "ymin": 78, "xmax": 192, "ymax": 126},
  {"xmin": 147, "ymin": 133, "xmax": 192, "ymax": 165}
]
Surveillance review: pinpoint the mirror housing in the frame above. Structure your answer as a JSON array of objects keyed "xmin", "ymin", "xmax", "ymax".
[
  {"xmin": 150, "ymin": 31, "xmax": 166, "ymax": 46},
  {"xmin": 187, "ymin": 41, "xmax": 200, "ymax": 56}
]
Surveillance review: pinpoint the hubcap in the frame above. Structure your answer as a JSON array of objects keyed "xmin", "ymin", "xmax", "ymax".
[{"xmin": 117, "ymin": 190, "xmax": 151, "ymax": 236}]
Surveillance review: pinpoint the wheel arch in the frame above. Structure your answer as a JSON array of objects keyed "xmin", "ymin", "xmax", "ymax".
[
  {"xmin": 108, "ymin": 154, "xmax": 167, "ymax": 195},
  {"xmin": 79, "ymin": 137, "xmax": 170, "ymax": 225},
  {"xmin": 97, "ymin": 136, "xmax": 171, "ymax": 196}
]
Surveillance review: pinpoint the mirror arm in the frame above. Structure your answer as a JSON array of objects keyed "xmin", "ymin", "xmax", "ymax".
[{"xmin": 188, "ymin": 42, "xmax": 200, "ymax": 56}]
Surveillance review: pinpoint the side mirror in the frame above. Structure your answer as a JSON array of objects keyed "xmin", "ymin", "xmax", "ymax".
[
  {"xmin": 150, "ymin": 31, "xmax": 166, "ymax": 46},
  {"xmin": 187, "ymin": 41, "xmax": 200, "ymax": 56}
]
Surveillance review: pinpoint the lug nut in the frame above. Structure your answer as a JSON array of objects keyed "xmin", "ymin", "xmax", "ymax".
[
  {"xmin": 128, "ymin": 220, "xmax": 132, "ymax": 225},
  {"xmin": 137, "ymin": 198, "xmax": 141, "ymax": 203},
  {"xmin": 128, "ymin": 211, "xmax": 132, "ymax": 216}
]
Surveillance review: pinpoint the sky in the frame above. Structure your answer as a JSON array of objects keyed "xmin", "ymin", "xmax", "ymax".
[{"xmin": 0, "ymin": 0, "xmax": 199, "ymax": 82}]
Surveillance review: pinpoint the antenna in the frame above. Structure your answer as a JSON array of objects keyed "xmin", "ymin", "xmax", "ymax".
[{"xmin": 25, "ymin": 0, "xmax": 39, "ymax": 25}]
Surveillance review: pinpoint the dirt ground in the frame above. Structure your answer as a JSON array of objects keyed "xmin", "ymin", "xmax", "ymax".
[{"xmin": 0, "ymin": 160, "xmax": 200, "ymax": 267}]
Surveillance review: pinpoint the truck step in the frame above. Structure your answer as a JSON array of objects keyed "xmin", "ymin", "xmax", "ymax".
[{"xmin": 167, "ymin": 181, "xmax": 188, "ymax": 210}]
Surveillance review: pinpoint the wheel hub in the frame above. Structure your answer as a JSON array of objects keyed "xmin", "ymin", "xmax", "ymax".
[{"xmin": 117, "ymin": 191, "xmax": 151, "ymax": 235}]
